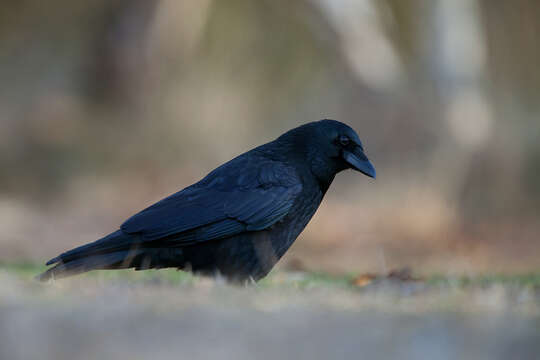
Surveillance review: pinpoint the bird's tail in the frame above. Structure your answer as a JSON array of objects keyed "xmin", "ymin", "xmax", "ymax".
[
  {"xmin": 36, "ymin": 250, "xmax": 140, "ymax": 281},
  {"xmin": 36, "ymin": 230, "xmax": 186, "ymax": 281},
  {"xmin": 36, "ymin": 230, "xmax": 145, "ymax": 281}
]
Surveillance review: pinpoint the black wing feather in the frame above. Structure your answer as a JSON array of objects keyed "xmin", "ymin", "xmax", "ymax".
[
  {"xmin": 120, "ymin": 159, "xmax": 302, "ymax": 243},
  {"xmin": 46, "ymin": 160, "xmax": 302, "ymax": 268}
]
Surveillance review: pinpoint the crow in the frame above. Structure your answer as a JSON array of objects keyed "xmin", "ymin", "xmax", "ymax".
[{"xmin": 37, "ymin": 119, "xmax": 375, "ymax": 282}]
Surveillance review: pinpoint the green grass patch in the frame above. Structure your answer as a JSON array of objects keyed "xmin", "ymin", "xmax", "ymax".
[
  {"xmin": 428, "ymin": 273, "xmax": 540, "ymax": 288},
  {"xmin": 1, "ymin": 261, "xmax": 540, "ymax": 290}
]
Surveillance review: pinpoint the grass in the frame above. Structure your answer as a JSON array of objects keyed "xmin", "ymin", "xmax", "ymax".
[
  {"xmin": 427, "ymin": 273, "xmax": 540, "ymax": 288},
  {"xmin": 2, "ymin": 261, "xmax": 540, "ymax": 291},
  {"xmin": 0, "ymin": 261, "xmax": 354, "ymax": 289},
  {"xmin": 1, "ymin": 262, "xmax": 539, "ymax": 360}
]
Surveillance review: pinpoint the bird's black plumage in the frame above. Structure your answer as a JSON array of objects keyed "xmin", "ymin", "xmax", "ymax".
[{"xmin": 38, "ymin": 119, "xmax": 375, "ymax": 282}]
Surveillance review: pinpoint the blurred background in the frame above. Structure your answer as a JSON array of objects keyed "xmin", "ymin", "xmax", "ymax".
[{"xmin": 1, "ymin": 0, "xmax": 539, "ymax": 275}]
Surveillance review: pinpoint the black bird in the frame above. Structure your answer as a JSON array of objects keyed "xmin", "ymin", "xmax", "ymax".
[{"xmin": 37, "ymin": 120, "xmax": 375, "ymax": 282}]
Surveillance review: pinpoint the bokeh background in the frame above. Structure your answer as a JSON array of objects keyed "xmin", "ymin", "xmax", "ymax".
[{"xmin": 1, "ymin": 0, "xmax": 539, "ymax": 275}]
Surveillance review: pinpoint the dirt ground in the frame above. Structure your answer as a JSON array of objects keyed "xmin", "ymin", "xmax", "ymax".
[{"xmin": 1, "ymin": 269, "xmax": 539, "ymax": 360}]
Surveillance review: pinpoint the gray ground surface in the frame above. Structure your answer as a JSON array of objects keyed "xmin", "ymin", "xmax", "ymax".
[{"xmin": 1, "ymin": 271, "xmax": 539, "ymax": 360}]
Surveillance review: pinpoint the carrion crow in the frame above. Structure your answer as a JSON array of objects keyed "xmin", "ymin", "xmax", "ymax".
[{"xmin": 38, "ymin": 119, "xmax": 375, "ymax": 282}]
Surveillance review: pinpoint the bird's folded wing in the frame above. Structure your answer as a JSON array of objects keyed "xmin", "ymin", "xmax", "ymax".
[{"xmin": 120, "ymin": 163, "xmax": 302, "ymax": 244}]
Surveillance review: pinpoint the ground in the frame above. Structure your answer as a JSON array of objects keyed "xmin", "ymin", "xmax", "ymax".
[{"xmin": 1, "ymin": 264, "xmax": 539, "ymax": 360}]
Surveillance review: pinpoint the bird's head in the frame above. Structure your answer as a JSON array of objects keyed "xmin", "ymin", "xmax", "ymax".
[{"xmin": 280, "ymin": 119, "xmax": 375, "ymax": 187}]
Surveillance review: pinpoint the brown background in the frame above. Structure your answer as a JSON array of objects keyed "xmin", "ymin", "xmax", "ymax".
[{"xmin": 1, "ymin": 0, "xmax": 539, "ymax": 274}]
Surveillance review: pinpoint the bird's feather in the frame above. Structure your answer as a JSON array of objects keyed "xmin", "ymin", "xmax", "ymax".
[
  {"xmin": 45, "ymin": 158, "xmax": 302, "ymax": 268},
  {"xmin": 121, "ymin": 159, "xmax": 302, "ymax": 242},
  {"xmin": 38, "ymin": 119, "xmax": 373, "ymax": 282}
]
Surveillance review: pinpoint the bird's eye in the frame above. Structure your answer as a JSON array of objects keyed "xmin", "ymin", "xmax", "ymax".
[{"xmin": 338, "ymin": 135, "xmax": 350, "ymax": 146}]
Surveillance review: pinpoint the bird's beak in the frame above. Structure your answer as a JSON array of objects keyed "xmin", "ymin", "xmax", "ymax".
[{"xmin": 343, "ymin": 146, "xmax": 376, "ymax": 178}]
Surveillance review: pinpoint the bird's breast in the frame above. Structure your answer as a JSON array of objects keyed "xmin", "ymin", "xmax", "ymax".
[{"xmin": 269, "ymin": 186, "xmax": 324, "ymax": 258}]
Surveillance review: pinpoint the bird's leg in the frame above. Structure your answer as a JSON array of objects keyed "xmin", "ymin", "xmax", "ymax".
[
  {"xmin": 213, "ymin": 270, "xmax": 227, "ymax": 285},
  {"xmin": 244, "ymin": 276, "xmax": 258, "ymax": 288}
]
